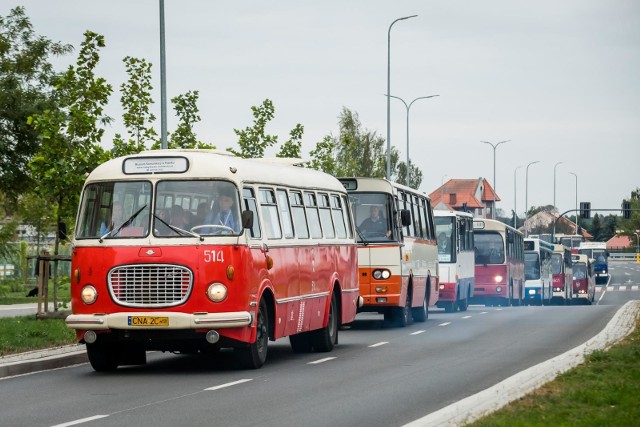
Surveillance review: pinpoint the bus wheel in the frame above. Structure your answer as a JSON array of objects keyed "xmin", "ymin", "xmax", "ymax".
[
  {"xmin": 458, "ymin": 297, "xmax": 469, "ymax": 312},
  {"xmin": 444, "ymin": 300, "xmax": 456, "ymax": 313},
  {"xmin": 237, "ymin": 299, "xmax": 269, "ymax": 369},
  {"xmin": 86, "ymin": 342, "xmax": 119, "ymax": 372},
  {"xmin": 394, "ymin": 291, "xmax": 413, "ymax": 327},
  {"xmin": 290, "ymin": 332, "xmax": 313, "ymax": 353},
  {"xmin": 312, "ymin": 292, "xmax": 338, "ymax": 352},
  {"xmin": 412, "ymin": 292, "xmax": 428, "ymax": 322}
]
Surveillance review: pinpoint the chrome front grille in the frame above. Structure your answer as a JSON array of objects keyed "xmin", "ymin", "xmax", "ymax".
[{"xmin": 108, "ymin": 264, "xmax": 193, "ymax": 308}]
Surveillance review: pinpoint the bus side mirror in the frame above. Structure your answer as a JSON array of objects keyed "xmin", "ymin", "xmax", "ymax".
[
  {"xmin": 400, "ymin": 209, "xmax": 411, "ymax": 227},
  {"xmin": 241, "ymin": 210, "xmax": 254, "ymax": 229}
]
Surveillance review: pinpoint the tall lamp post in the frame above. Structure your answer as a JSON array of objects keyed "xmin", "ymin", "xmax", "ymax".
[
  {"xmin": 513, "ymin": 165, "xmax": 522, "ymax": 228},
  {"xmin": 386, "ymin": 14, "xmax": 417, "ymax": 180},
  {"xmin": 525, "ymin": 160, "xmax": 540, "ymax": 236},
  {"xmin": 388, "ymin": 95, "xmax": 439, "ymax": 169},
  {"xmin": 481, "ymin": 140, "xmax": 510, "ymax": 219},
  {"xmin": 553, "ymin": 161, "xmax": 564, "ymax": 210},
  {"xmin": 569, "ymin": 172, "xmax": 578, "ymax": 234},
  {"xmin": 440, "ymin": 174, "xmax": 448, "ymax": 198},
  {"xmin": 159, "ymin": 0, "xmax": 168, "ymax": 149}
]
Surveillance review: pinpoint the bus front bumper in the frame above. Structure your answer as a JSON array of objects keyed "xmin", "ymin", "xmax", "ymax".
[{"xmin": 65, "ymin": 311, "xmax": 253, "ymax": 330}]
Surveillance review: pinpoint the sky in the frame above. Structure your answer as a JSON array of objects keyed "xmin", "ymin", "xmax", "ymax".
[{"xmin": 8, "ymin": 1, "xmax": 640, "ymax": 218}]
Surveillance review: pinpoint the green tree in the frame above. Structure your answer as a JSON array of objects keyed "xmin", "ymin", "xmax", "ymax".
[
  {"xmin": 619, "ymin": 187, "xmax": 640, "ymax": 243},
  {"xmin": 230, "ymin": 99, "xmax": 279, "ymax": 158},
  {"xmin": 0, "ymin": 7, "xmax": 72, "ymax": 206},
  {"xmin": 17, "ymin": 192, "xmax": 55, "ymax": 253},
  {"xmin": 277, "ymin": 123, "xmax": 304, "ymax": 158},
  {"xmin": 589, "ymin": 213, "xmax": 603, "ymax": 241},
  {"xmin": 111, "ymin": 56, "xmax": 157, "ymax": 156}
]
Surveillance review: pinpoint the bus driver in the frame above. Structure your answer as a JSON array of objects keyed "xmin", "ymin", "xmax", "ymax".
[{"xmin": 359, "ymin": 205, "xmax": 390, "ymax": 237}]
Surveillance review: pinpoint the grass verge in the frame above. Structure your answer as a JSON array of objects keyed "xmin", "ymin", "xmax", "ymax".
[
  {"xmin": 467, "ymin": 316, "xmax": 640, "ymax": 426},
  {"xmin": 0, "ymin": 315, "xmax": 76, "ymax": 357}
]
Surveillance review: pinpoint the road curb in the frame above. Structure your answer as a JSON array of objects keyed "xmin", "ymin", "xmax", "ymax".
[
  {"xmin": 0, "ymin": 345, "xmax": 87, "ymax": 379},
  {"xmin": 404, "ymin": 300, "xmax": 640, "ymax": 427}
]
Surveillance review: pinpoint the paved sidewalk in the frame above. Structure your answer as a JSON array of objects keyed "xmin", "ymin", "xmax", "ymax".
[{"xmin": 0, "ymin": 344, "xmax": 87, "ymax": 379}]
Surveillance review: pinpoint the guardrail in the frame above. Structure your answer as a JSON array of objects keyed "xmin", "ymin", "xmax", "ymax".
[{"xmin": 609, "ymin": 253, "xmax": 639, "ymax": 261}]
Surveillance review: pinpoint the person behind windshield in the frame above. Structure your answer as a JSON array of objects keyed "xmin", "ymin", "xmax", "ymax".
[
  {"xmin": 169, "ymin": 205, "xmax": 188, "ymax": 230},
  {"xmin": 359, "ymin": 205, "xmax": 390, "ymax": 237},
  {"xmin": 204, "ymin": 189, "xmax": 240, "ymax": 233},
  {"xmin": 100, "ymin": 201, "xmax": 124, "ymax": 236},
  {"xmin": 438, "ymin": 232, "xmax": 450, "ymax": 253}
]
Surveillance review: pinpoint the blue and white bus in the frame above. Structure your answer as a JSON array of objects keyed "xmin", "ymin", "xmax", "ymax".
[
  {"xmin": 434, "ymin": 209, "xmax": 475, "ymax": 313},
  {"xmin": 524, "ymin": 237, "xmax": 554, "ymax": 305}
]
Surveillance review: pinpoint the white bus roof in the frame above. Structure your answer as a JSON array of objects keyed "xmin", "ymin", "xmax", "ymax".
[
  {"xmin": 84, "ymin": 149, "xmax": 346, "ymax": 193},
  {"xmin": 571, "ymin": 254, "xmax": 590, "ymax": 264},
  {"xmin": 473, "ymin": 218, "xmax": 522, "ymax": 234},
  {"xmin": 578, "ymin": 241, "xmax": 607, "ymax": 249},
  {"xmin": 338, "ymin": 177, "xmax": 431, "ymax": 199},
  {"xmin": 433, "ymin": 210, "xmax": 473, "ymax": 219}
]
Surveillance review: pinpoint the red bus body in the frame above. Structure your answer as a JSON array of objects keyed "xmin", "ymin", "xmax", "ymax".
[{"xmin": 571, "ymin": 254, "xmax": 595, "ymax": 305}]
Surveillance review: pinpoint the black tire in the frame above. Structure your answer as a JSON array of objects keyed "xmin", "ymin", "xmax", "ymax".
[
  {"xmin": 458, "ymin": 296, "xmax": 468, "ymax": 312},
  {"xmin": 443, "ymin": 300, "xmax": 456, "ymax": 313},
  {"xmin": 312, "ymin": 292, "xmax": 339, "ymax": 352},
  {"xmin": 290, "ymin": 332, "xmax": 314, "ymax": 353},
  {"xmin": 86, "ymin": 342, "xmax": 119, "ymax": 372},
  {"xmin": 236, "ymin": 299, "xmax": 269, "ymax": 369},
  {"xmin": 412, "ymin": 288, "xmax": 428, "ymax": 322},
  {"xmin": 395, "ymin": 290, "xmax": 413, "ymax": 327}
]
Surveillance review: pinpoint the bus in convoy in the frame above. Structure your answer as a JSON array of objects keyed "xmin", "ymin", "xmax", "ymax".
[
  {"xmin": 550, "ymin": 243, "xmax": 573, "ymax": 305},
  {"xmin": 571, "ymin": 253, "xmax": 595, "ymax": 304},
  {"xmin": 66, "ymin": 150, "xmax": 362, "ymax": 371},
  {"xmin": 471, "ymin": 218, "xmax": 525, "ymax": 306},
  {"xmin": 434, "ymin": 209, "xmax": 475, "ymax": 313},
  {"xmin": 339, "ymin": 178, "xmax": 439, "ymax": 327},
  {"xmin": 523, "ymin": 238, "xmax": 554, "ymax": 305},
  {"xmin": 577, "ymin": 241, "xmax": 609, "ymax": 284},
  {"xmin": 554, "ymin": 233, "xmax": 585, "ymax": 254}
]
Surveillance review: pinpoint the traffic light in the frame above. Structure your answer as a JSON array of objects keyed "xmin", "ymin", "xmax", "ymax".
[
  {"xmin": 580, "ymin": 202, "xmax": 591, "ymax": 219},
  {"xmin": 622, "ymin": 200, "xmax": 632, "ymax": 219}
]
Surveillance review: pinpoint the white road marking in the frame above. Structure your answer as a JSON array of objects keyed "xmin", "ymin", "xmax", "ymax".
[
  {"xmin": 439, "ymin": 322, "xmax": 451, "ymax": 326},
  {"xmin": 607, "ymin": 286, "xmax": 614, "ymax": 291},
  {"xmin": 308, "ymin": 357, "xmax": 336, "ymax": 365},
  {"xmin": 462, "ymin": 316, "xmax": 472, "ymax": 319},
  {"xmin": 633, "ymin": 286, "xmax": 639, "ymax": 291},
  {"xmin": 620, "ymin": 286, "xmax": 627, "ymax": 291},
  {"xmin": 480, "ymin": 311, "xmax": 488, "ymax": 315},
  {"xmin": 204, "ymin": 378, "xmax": 252, "ymax": 391},
  {"xmin": 51, "ymin": 415, "xmax": 109, "ymax": 427},
  {"xmin": 410, "ymin": 330, "xmax": 425, "ymax": 335},
  {"xmin": 495, "ymin": 308, "xmax": 503, "ymax": 311},
  {"xmin": 369, "ymin": 341, "xmax": 389, "ymax": 348},
  {"xmin": 597, "ymin": 289, "xmax": 606, "ymax": 305}
]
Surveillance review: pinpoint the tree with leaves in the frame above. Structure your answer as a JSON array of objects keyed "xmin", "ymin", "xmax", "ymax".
[
  {"xmin": 0, "ymin": 7, "xmax": 72, "ymax": 208},
  {"xmin": 230, "ymin": 99, "xmax": 279, "ymax": 158}
]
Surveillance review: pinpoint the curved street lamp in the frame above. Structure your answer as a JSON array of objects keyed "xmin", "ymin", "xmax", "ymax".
[
  {"xmin": 481, "ymin": 140, "xmax": 510, "ymax": 219},
  {"xmin": 386, "ymin": 14, "xmax": 418, "ymax": 180},
  {"xmin": 525, "ymin": 160, "xmax": 540, "ymax": 235},
  {"xmin": 388, "ymin": 94, "xmax": 439, "ymax": 170}
]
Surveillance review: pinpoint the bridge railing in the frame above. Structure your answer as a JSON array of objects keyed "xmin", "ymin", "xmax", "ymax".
[{"xmin": 609, "ymin": 253, "xmax": 638, "ymax": 261}]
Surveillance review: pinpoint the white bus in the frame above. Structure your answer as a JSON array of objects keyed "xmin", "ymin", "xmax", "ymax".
[
  {"xmin": 339, "ymin": 178, "xmax": 439, "ymax": 327},
  {"xmin": 66, "ymin": 150, "xmax": 362, "ymax": 370},
  {"xmin": 434, "ymin": 209, "xmax": 475, "ymax": 313},
  {"xmin": 577, "ymin": 241, "xmax": 609, "ymax": 285},
  {"xmin": 524, "ymin": 237, "xmax": 554, "ymax": 305}
]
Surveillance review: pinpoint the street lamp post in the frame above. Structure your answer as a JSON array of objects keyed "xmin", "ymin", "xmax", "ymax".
[
  {"xmin": 386, "ymin": 15, "xmax": 417, "ymax": 180},
  {"xmin": 481, "ymin": 140, "xmax": 510, "ymax": 219},
  {"xmin": 440, "ymin": 174, "xmax": 448, "ymax": 198},
  {"xmin": 159, "ymin": 0, "xmax": 167, "ymax": 149},
  {"xmin": 513, "ymin": 165, "xmax": 522, "ymax": 228},
  {"xmin": 569, "ymin": 172, "xmax": 578, "ymax": 234},
  {"xmin": 553, "ymin": 161, "xmax": 564, "ymax": 210},
  {"xmin": 388, "ymin": 94, "xmax": 439, "ymax": 170},
  {"xmin": 525, "ymin": 160, "xmax": 540, "ymax": 235},
  {"xmin": 634, "ymin": 231, "xmax": 640, "ymax": 253}
]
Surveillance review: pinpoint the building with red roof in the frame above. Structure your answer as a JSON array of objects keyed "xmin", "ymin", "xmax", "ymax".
[{"xmin": 429, "ymin": 178, "xmax": 498, "ymax": 218}]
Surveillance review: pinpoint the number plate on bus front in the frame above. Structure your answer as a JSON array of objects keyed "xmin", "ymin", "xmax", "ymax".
[{"xmin": 128, "ymin": 316, "xmax": 169, "ymax": 327}]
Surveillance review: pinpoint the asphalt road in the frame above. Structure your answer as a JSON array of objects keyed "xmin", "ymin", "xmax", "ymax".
[{"xmin": 0, "ymin": 260, "xmax": 638, "ymax": 427}]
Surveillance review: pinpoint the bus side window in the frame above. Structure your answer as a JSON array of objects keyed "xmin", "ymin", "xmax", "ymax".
[
  {"xmin": 259, "ymin": 188, "xmax": 282, "ymax": 239},
  {"xmin": 305, "ymin": 192, "xmax": 322, "ymax": 239},
  {"xmin": 319, "ymin": 193, "xmax": 335, "ymax": 239},
  {"xmin": 243, "ymin": 187, "xmax": 262, "ymax": 239},
  {"xmin": 340, "ymin": 195, "xmax": 353, "ymax": 239},
  {"xmin": 276, "ymin": 189, "xmax": 294, "ymax": 239},
  {"xmin": 331, "ymin": 195, "xmax": 347, "ymax": 239},
  {"xmin": 290, "ymin": 191, "xmax": 309, "ymax": 239}
]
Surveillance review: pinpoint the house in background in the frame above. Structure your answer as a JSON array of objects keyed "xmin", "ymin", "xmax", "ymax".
[
  {"xmin": 522, "ymin": 210, "xmax": 593, "ymax": 240},
  {"xmin": 606, "ymin": 235, "xmax": 634, "ymax": 251},
  {"xmin": 429, "ymin": 178, "xmax": 498, "ymax": 218}
]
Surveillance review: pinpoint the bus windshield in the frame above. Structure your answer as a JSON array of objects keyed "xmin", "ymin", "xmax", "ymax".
[
  {"xmin": 434, "ymin": 216, "xmax": 455, "ymax": 263},
  {"xmin": 350, "ymin": 192, "xmax": 394, "ymax": 242},
  {"xmin": 573, "ymin": 263, "xmax": 587, "ymax": 279},
  {"xmin": 474, "ymin": 232, "xmax": 504, "ymax": 264},
  {"xmin": 579, "ymin": 248, "xmax": 607, "ymax": 262},
  {"xmin": 525, "ymin": 252, "xmax": 541, "ymax": 280},
  {"xmin": 551, "ymin": 253, "xmax": 563, "ymax": 275}
]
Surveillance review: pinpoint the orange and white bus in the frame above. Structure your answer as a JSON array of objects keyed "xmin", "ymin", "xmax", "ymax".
[
  {"xmin": 551, "ymin": 243, "xmax": 573, "ymax": 305},
  {"xmin": 434, "ymin": 209, "xmax": 475, "ymax": 313},
  {"xmin": 339, "ymin": 178, "xmax": 439, "ymax": 327},
  {"xmin": 471, "ymin": 218, "xmax": 525, "ymax": 306},
  {"xmin": 66, "ymin": 150, "xmax": 361, "ymax": 371}
]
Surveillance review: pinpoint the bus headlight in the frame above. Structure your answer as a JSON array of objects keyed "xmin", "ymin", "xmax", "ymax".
[
  {"xmin": 496, "ymin": 286, "xmax": 503, "ymax": 293},
  {"xmin": 81, "ymin": 285, "xmax": 97, "ymax": 304},
  {"xmin": 372, "ymin": 269, "xmax": 391, "ymax": 280},
  {"xmin": 494, "ymin": 275, "xmax": 503, "ymax": 283},
  {"xmin": 207, "ymin": 283, "xmax": 227, "ymax": 302}
]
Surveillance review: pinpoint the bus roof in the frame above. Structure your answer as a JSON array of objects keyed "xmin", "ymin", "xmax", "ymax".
[
  {"xmin": 578, "ymin": 241, "xmax": 607, "ymax": 249},
  {"xmin": 571, "ymin": 253, "xmax": 591, "ymax": 264},
  {"xmin": 473, "ymin": 218, "xmax": 522, "ymax": 235},
  {"xmin": 524, "ymin": 237, "xmax": 554, "ymax": 253},
  {"xmin": 433, "ymin": 209, "xmax": 474, "ymax": 219},
  {"xmin": 338, "ymin": 177, "xmax": 431, "ymax": 199},
  {"xmin": 84, "ymin": 149, "xmax": 347, "ymax": 193}
]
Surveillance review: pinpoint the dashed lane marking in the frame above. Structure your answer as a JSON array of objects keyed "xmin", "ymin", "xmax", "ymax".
[
  {"xmin": 410, "ymin": 330, "xmax": 426, "ymax": 335},
  {"xmin": 51, "ymin": 415, "xmax": 109, "ymax": 427},
  {"xmin": 308, "ymin": 357, "xmax": 336, "ymax": 365},
  {"xmin": 439, "ymin": 322, "xmax": 451, "ymax": 326},
  {"xmin": 204, "ymin": 379, "xmax": 252, "ymax": 391},
  {"xmin": 369, "ymin": 342, "xmax": 389, "ymax": 348}
]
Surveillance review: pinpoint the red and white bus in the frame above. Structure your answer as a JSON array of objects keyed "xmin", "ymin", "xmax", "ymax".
[
  {"xmin": 339, "ymin": 178, "xmax": 439, "ymax": 327},
  {"xmin": 471, "ymin": 218, "xmax": 525, "ymax": 306},
  {"xmin": 434, "ymin": 209, "xmax": 475, "ymax": 313},
  {"xmin": 551, "ymin": 243, "xmax": 573, "ymax": 305},
  {"xmin": 66, "ymin": 150, "xmax": 361, "ymax": 371},
  {"xmin": 571, "ymin": 253, "xmax": 595, "ymax": 304}
]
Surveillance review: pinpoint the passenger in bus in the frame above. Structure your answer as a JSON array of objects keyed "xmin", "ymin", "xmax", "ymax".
[
  {"xmin": 359, "ymin": 205, "xmax": 390, "ymax": 237},
  {"xmin": 169, "ymin": 205, "xmax": 188, "ymax": 229},
  {"xmin": 437, "ymin": 232, "xmax": 450, "ymax": 253},
  {"xmin": 188, "ymin": 202, "xmax": 210, "ymax": 230},
  {"xmin": 204, "ymin": 190, "xmax": 240, "ymax": 234},
  {"xmin": 99, "ymin": 201, "xmax": 124, "ymax": 236}
]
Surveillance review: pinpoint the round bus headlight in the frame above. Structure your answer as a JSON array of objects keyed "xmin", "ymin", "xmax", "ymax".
[
  {"xmin": 494, "ymin": 275, "xmax": 503, "ymax": 283},
  {"xmin": 496, "ymin": 286, "xmax": 503, "ymax": 293},
  {"xmin": 207, "ymin": 283, "xmax": 227, "ymax": 302},
  {"xmin": 372, "ymin": 269, "xmax": 391, "ymax": 280},
  {"xmin": 81, "ymin": 285, "xmax": 97, "ymax": 305}
]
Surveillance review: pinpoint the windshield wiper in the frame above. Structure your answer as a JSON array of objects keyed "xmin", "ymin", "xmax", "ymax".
[
  {"xmin": 100, "ymin": 204, "xmax": 148, "ymax": 242},
  {"xmin": 355, "ymin": 227, "xmax": 369, "ymax": 246},
  {"xmin": 153, "ymin": 213, "xmax": 202, "ymax": 240}
]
